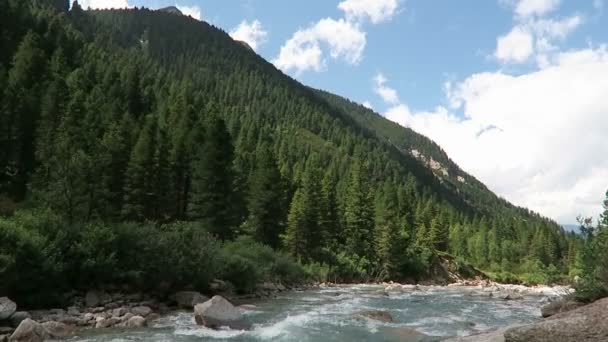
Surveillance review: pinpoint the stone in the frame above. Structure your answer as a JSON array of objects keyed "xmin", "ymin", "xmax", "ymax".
[
  {"xmin": 67, "ymin": 306, "xmax": 80, "ymax": 316},
  {"xmin": 8, "ymin": 312, "xmax": 30, "ymax": 328},
  {"xmin": 130, "ymin": 306, "xmax": 152, "ymax": 317},
  {"xmin": 95, "ymin": 317, "xmax": 120, "ymax": 329},
  {"xmin": 0, "ymin": 334, "xmax": 9, "ymax": 342},
  {"xmin": 112, "ymin": 307, "xmax": 128, "ymax": 317},
  {"xmin": 126, "ymin": 316, "xmax": 146, "ymax": 328},
  {"xmin": 85, "ymin": 291, "xmax": 101, "ymax": 308},
  {"xmin": 443, "ymin": 327, "xmax": 508, "ymax": 342},
  {"xmin": 355, "ymin": 310, "xmax": 394, "ymax": 323},
  {"xmin": 41, "ymin": 321, "xmax": 74, "ymax": 338},
  {"xmin": 8, "ymin": 318, "xmax": 48, "ymax": 342},
  {"xmin": 501, "ymin": 292, "xmax": 524, "ymax": 301},
  {"xmin": 384, "ymin": 327, "xmax": 429, "ymax": 341},
  {"xmin": 194, "ymin": 296, "xmax": 248, "ymax": 330},
  {"xmin": 174, "ymin": 291, "xmax": 208, "ymax": 309},
  {"xmin": 0, "ymin": 298, "xmax": 16, "ymax": 321},
  {"xmin": 541, "ymin": 298, "xmax": 584, "ymax": 318},
  {"xmin": 505, "ymin": 297, "xmax": 608, "ymax": 342},
  {"xmin": 147, "ymin": 313, "xmax": 160, "ymax": 322}
]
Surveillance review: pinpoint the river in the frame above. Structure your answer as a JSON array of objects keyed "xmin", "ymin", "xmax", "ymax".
[{"xmin": 68, "ymin": 284, "xmax": 548, "ymax": 341}]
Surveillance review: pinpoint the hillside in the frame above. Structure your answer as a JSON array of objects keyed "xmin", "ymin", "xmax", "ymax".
[{"xmin": 0, "ymin": 0, "xmax": 579, "ymax": 306}]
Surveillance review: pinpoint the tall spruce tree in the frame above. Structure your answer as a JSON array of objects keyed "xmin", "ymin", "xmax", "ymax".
[{"xmin": 344, "ymin": 160, "xmax": 375, "ymax": 260}]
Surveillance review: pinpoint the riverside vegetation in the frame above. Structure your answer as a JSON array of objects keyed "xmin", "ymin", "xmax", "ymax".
[{"xmin": 1, "ymin": 0, "xmax": 607, "ymax": 317}]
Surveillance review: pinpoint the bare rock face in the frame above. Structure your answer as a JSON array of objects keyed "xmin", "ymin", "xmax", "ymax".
[
  {"xmin": 8, "ymin": 319, "xmax": 48, "ymax": 342},
  {"xmin": 0, "ymin": 298, "xmax": 16, "ymax": 321},
  {"xmin": 540, "ymin": 298, "xmax": 584, "ymax": 318},
  {"xmin": 505, "ymin": 297, "xmax": 608, "ymax": 342},
  {"xmin": 194, "ymin": 296, "xmax": 248, "ymax": 330},
  {"xmin": 174, "ymin": 291, "xmax": 208, "ymax": 309}
]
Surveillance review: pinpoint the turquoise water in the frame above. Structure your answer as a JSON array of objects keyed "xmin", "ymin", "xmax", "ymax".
[{"xmin": 68, "ymin": 285, "xmax": 545, "ymax": 341}]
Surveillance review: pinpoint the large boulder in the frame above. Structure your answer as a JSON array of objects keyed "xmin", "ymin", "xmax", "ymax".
[
  {"xmin": 355, "ymin": 310, "xmax": 394, "ymax": 323},
  {"xmin": 505, "ymin": 297, "xmax": 608, "ymax": 342},
  {"xmin": 194, "ymin": 296, "xmax": 248, "ymax": 330},
  {"xmin": 130, "ymin": 306, "xmax": 152, "ymax": 317},
  {"xmin": 126, "ymin": 316, "xmax": 146, "ymax": 328},
  {"xmin": 174, "ymin": 291, "xmax": 208, "ymax": 309},
  {"xmin": 41, "ymin": 321, "xmax": 74, "ymax": 339},
  {"xmin": 8, "ymin": 319, "xmax": 48, "ymax": 342},
  {"xmin": 540, "ymin": 298, "xmax": 584, "ymax": 318},
  {"xmin": 443, "ymin": 327, "xmax": 508, "ymax": 342},
  {"xmin": 0, "ymin": 298, "xmax": 16, "ymax": 321}
]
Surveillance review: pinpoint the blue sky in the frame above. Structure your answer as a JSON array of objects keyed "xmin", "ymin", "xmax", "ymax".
[{"xmin": 80, "ymin": 0, "xmax": 608, "ymax": 224}]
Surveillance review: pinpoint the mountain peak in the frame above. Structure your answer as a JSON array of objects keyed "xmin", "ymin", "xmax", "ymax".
[{"xmin": 158, "ymin": 6, "xmax": 183, "ymax": 16}]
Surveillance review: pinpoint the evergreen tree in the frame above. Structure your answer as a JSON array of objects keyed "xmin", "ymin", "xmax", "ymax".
[
  {"xmin": 375, "ymin": 182, "xmax": 405, "ymax": 279},
  {"xmin": 344, "ymin": 160, "xmax": 375, "ymax": 260},
  {"xmin": 188, "ymin": 116, "xmax": 237, "ymax": 240}
]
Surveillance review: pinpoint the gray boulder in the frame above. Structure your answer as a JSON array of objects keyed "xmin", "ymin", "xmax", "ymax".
[
  {"xmin": 0, "ymin": 298, "xmax": 16, "ymax": 321},
  {"xmin": 505, "ymin": 297, "xmax": 608, "ymax": 342},
  {"xmin": 95, "ymin": 317, "xmax": 120, "ymax": 329},
  {"xmin": 174, "ymin": 291, "xmax": 208, "ymax": 309},
  {"xmin": 194, "ymin": 296, "xmax": 248, "ymax": 330},
  {"xmin": 8, "ymin": 319, "xmax": 48, "ymax": 342},
  {"xmin": 41, "ymin": 321, "xmax": 74, "ymax": 339},
  {"xmin": 8, "ymin": 312, "xmax": 30, "ymax": 329},
  {"xmin": 355, "ymin": 310, "xmax": 394, "ymax": 323},
  {"xmin": 126, "ymin": 316, "xmax": 146, "ymax": 328},
  {"xmin": 443, "ymin": 328, "xmax": 507, "ymax": 342},
  {"xmin": 541, "ymin": 298, "xmax": 583, "ymax": 318},
  {"xmin": 130, "ymin": 306, "xmax": 152, "ymax": 317}
]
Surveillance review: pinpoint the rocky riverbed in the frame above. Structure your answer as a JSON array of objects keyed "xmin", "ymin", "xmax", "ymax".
[{"xmin": 0, "ymin": 281, "xmax": 588, "ymax": 342}]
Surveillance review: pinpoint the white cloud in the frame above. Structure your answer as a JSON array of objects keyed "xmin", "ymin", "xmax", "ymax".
[
  {"xmin": 513, "ymin": 0, "xmax": 561, "ymax": 18},
  {"xmin": 77, "ymin": 0, "xmax": 131, "ymax": 9},
  {"xmin": 494, "ymin": 26, "xmax": 534, "ymax": 63},
  {"xmin": 273, "ymin": 18, "xmax": 366, "ymax": 74},
  {"xmin": 373, "ymin": 73, "xmax": 400, "ymax": 105},
  {"xmin": 230, "ymin": 20, "xmax": 268, "ymax": 51},
  {"xmin": 531, "ymin": 16, "xmax": 582, "ymax": 39},
  {"xmin": 362, "ymin": 101, "xmax": 374, "ymax": 109},
  {"xmin": 377, "ymin": 48, "xmax": 608, "ymax": 223},
  {"xmin": 176, "ymin": 4, "xmax": 201, "ymax": 20},
  {"xmin": 338, "ymin": 0, "xmax": 400, "ymax": 24}
]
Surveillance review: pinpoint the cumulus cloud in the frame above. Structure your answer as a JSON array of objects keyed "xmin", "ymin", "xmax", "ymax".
[
  {"xmin": 373, "ymin": 73, "xmax": 400, "ymax": 105},
  {"xmin": 274, "ymin": 0, "xmax": 401, "ymax": 74},
  {"xmin": 494, "ymin": 0, "xmax": 583, "ymax": 66},
  {"xmin": 495, "ymin": 26, "xmax": 534, "ymax": 63},
  {"xmin": 77, "ymin": 0, "xmax": 131, "ymax": 9},
  {"xmin": 273, "ymin": 18, "xmax": 366, "ymax": 74},
  {"xmin": 230, "ymin": 20, "xmax": 268, "ymax": 51},
  {"xmin": 512, "ymin": 0, "xmax": 561, "ymax": 18},
  {"xmin": 376, "ymin": 47, "xmax": 608, "ymax": 223},
  {"xmin": 338, "ymin": 0, "xmax": 400, "ymax": 24},
  {"xmin": 362, "ymin": 101, "xmax": 373, "ymax": 109},
  {"xmin": 176, "ymin": 4, "xmax": 202, "ymax": 20}
]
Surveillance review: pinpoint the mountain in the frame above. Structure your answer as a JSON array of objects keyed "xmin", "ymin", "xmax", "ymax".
[
  {"xmin": 0, "ymin": 1, "xmax": 579, "ymax": 304},
  {"xmin": 157, "ymin": 6, "xmax": 183, "ymax": 16}
]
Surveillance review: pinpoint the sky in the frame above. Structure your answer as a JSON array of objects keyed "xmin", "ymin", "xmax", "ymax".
[{"xmin": 77, "ymin": 0, "xmax": 608, "ymax": 225}]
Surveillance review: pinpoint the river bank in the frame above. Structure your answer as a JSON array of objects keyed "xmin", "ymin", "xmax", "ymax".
[{"xmin": 0, "ymin": 280, "xmax": 577, "ymax": 341}]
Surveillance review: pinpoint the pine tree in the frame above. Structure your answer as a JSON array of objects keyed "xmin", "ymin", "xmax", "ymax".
[
  {"xmin": 375, "ymin": 183, "xmax": 405, "ymax": 279},
  {"xmin": 344, "ymin": 160, "xmax": 375, "ymax": 260},
  {"xmin": 246, "ymin": 144, "xmax": 285, "ymax": 248},
  {"xmin": 188, "ymin": 116, "xmax": 237, "ymax": 240},
  {"xmin": 319, "ymin": 168, "xmax": 340, "ymax": 250}
]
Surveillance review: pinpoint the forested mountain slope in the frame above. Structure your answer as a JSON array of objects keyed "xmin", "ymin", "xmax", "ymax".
[{"xmin": 0, "ymin": 0, "xmax": 580, "ymax": 305}]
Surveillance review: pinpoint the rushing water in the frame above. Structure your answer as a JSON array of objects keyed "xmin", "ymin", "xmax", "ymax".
[{"xmin": 68, "ymin": 285, "xmax": 546, "ymax": 342}]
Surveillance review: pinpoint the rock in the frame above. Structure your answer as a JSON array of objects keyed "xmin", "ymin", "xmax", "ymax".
[
  {"xmin": 541, "ymin": 298, "xmax": 584, "ymax": 318},
  {"xmin": 85, "ymin": 291, "xmax": 101, "ymax": 307},
  {"xmin": 66, "ymin": 306, "xmax": 80, "ymax": 316},
  {"xmin": 443, "ymin": 327, "xmax": 508, "ymax": 342},
  {"xmin": 147, "ymin": 313, "xmax": 160, "ymax": 322},
  {"xmin": 194, "ymin": 296, "xmax": 248, "ymax": 330},
  {"xmin": 8, "ymin": 312, "xmax": 30, "ymax": 328},
  {"xmin": 94, "ymin": 317, "xmax": 120, "ymax": 329},
  {"xmin": 83, "ymin": 313, "xmax": 94, "ymax": 321},
  {"xmin": 120, "ymin": 313, "xmax": 134, "ymax": 323},
  {"xmin": 505, "ymin": 297, "xmax": 608, "ymax": 342},
  {"xmin": 112, "ymin": 307, "xmax": 128, "ymax": 317},
  {"xmin": 356, "ymin": 310, "xmax": 394, "ymax": 323},
  {"xmin": 8, "ymin": 318, "xmax": 48, "ymax": 342},
  {"xmin": 175, "ymin": 291, "xmax": 208, "ymax": 309},
  {"xmin": 0, "ymin": 334, "xmax": 9, "ymax": 342},
  {"xmin": 0, "ymin": 298, "xmax": 17, "ymax": 321},
  {"xmin": 130, "ymin": 306, "xmax": 152, "ymax": 317},
  {"xmin": 501, "ymin": 292, "xmax": 524, "ymax": 301},
  {"xmin": 238, "ymin": 304, "xmax": 257, "ymax": 310},
  {"xmin": 126, "ymin": 316, "xmax": 146, "ymax": 328},
  {"xmin": 384, "ymin": 327, "xmax": 429, "ymax": 341},
  {"xmin": 0, "ymin": 328, "xmax": 13, "ymax": 336},
  {"xmin": 41, "ymin": 321, "xmax": 74, "ymax": 338}
]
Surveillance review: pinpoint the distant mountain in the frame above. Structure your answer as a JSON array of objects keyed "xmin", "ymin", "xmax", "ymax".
[{"xmin": 562, "ymin": 224, "xmax": 580, "ymax": 233}]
